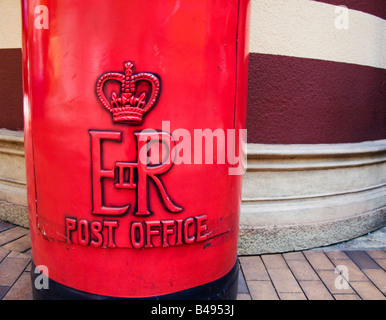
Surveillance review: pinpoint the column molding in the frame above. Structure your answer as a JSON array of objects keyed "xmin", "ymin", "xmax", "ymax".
[{"xmin": 240, "ymin": 140, "xmax": 386, "ymax": 254}]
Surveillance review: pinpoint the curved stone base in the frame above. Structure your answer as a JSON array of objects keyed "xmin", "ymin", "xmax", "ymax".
[
  {"xmin": 238, "ymin": 140, "xmax": 386, "ymax": 255},
  {"xmin": 0, "ymin": 129, "xmax": 28, "ymax": 227},
  {"xmin": 239, "ymin": 207, "xmax": 386, "ymax": 255}
]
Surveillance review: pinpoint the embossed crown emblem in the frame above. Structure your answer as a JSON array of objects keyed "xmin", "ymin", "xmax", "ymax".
[{"xmin": 96, "ymin": 61, "xmax": 160, "ymax": 124}]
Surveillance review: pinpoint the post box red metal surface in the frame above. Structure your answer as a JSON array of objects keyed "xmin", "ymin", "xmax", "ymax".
[{"xmin": 22, "ymin": 0, "xmax": 250, "ymax": 299}]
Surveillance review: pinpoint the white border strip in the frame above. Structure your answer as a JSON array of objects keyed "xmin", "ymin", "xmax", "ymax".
[
  {"xmin": 0, "ymin": 0, "xmax": 22, "ymax": 49},
  {"xmin": 250, "ymin": 0, "xmax": 386, "ymax": 70},
  {"xmin": 2, "ymin": 0, "xmax": 386, "ymax": 71}
]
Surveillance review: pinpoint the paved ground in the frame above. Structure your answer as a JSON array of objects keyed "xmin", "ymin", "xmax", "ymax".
[{"xmin": 0, "ymin": 220, "xmax": 385, "ymax": 300}]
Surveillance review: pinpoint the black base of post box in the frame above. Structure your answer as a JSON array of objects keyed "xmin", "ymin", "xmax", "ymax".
[{"xmin": 31, "ymin": 261, "xmax": 239, "ymax": 300}]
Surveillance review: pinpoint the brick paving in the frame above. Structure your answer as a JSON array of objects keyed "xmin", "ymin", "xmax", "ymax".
[{"xmin": 0, "ymin": 220, "xmax": 385, "ymax": 300}]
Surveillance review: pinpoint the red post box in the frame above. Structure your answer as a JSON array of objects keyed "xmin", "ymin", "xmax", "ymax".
[{"xmin": 22, "ymin": 0, "xmax": 250, "ymax": 299}]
